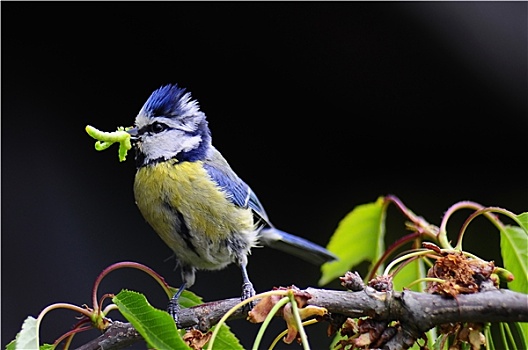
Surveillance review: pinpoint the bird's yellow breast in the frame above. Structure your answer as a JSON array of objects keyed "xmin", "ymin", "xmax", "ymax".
[{"xmin": 133, "ymin": 159, "xmax": 255, "ymax": 250}]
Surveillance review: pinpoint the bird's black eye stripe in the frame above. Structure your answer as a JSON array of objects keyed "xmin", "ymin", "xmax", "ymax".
[{"xmin": 149, "ymin": 122, "xmax": 168, "ymax": 134}]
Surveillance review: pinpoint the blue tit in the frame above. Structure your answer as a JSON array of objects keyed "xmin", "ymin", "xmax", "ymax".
[{"xmin": 127, "ymin": 84, "xmax": 337, "ymax": 323}]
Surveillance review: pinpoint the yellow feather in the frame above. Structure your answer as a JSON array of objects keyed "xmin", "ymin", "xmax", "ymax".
[{"xmin": 133, "ymin": 160, "xmax": 254, "ymax": 252}]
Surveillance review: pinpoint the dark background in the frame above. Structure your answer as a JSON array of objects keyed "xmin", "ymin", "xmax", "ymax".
[{"xmin": 2, "ymin": 2, "xmax": 526, "ymax": 349}]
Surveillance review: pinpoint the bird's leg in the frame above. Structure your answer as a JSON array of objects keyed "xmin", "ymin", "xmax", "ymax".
[
  {"xmin": 239, "ymin": 257, "xmax": 256, "ymax": 311},
  {"xmin": 167, "ymin": 281, "xmax": 187, "ymax": 328}
]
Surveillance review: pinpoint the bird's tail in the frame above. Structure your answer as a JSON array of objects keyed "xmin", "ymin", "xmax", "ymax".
[{"xmin": 258, "ymin": 227, "xmax": 338, "ymax": 266}]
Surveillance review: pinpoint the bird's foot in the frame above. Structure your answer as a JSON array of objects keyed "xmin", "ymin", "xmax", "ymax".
[
  {"xmin": 167, "ymin": 282, "xmax": 187, "ymax": 328},
  {"xmin": 241, "ymin": 282, "xmax": 256, "ymax": 312},
  {"xmin": 167, "ymin": 297, "xmax": 182, "ymax": 328}
]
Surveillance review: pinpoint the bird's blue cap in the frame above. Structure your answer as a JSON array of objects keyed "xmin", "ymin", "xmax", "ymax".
[{"xmin": 141, "ymin": 84, "xmax": 201, "ymax": 119}]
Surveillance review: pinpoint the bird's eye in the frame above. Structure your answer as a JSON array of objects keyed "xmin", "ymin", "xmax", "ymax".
[{"xmin": 150, "ymin": 122, "xmax": 167, "ymax": 134}]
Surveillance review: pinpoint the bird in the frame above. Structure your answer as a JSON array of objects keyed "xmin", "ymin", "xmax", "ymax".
[{"xmin": 126, "ymin": 83, "xmax": 337, "ymax": 325}]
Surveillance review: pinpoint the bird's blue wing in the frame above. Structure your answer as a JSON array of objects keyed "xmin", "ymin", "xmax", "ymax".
[
  {"xmin": 203, "ymin": 163, "xmax": 249, "ymax": 207},
  {"xmin": 203, "ymin": 149, "xmax": 270, "ymax": 223},
  {"xmin": 203, "ymin": 148, "xmax": 337, "ymax": 265}
]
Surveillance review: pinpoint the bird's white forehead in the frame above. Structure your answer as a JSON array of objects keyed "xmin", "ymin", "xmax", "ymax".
[
  {"xmin": 135, "ymin": 113, "xmax": 175, "ymax": 128},
  {"xmin": 134, "ymin": 112, "xmax": 150, "ymax": 127}
]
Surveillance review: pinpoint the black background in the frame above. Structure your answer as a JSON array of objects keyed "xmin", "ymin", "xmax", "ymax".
[{"xmin": 2, "ymin": 2, "xmax": 526, "ymax": 349}]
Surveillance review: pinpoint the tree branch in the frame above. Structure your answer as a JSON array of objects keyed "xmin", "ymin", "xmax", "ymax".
[
  {"xmin": 74, "ymin": 321, "xmax": 142, "ymax": 350},
  {"xmin": 75, "ymin": 287, "xmax": 528, "ymax": 350}
]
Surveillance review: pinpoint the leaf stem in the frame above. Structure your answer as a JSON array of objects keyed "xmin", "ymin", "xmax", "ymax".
[
  {"xmin": 383, "ymin": 249, "xmax": 436, "ymax": 276},
  {"xmin": 288, "ymin": 290, "xmax": 310, "ymax": 350},
  {"xmin": 252, "ymin": 297, "xmax": 290, "ymax": 350},
  {"xmin": 405, "ymin": 277, "xmax": 445, "ymax": 289},
  {"xmin": 385, "ymin": 195, "xmax": 439, "ymax": 239},
  {"xmin": 499, "ymin": 322, "xmax": 511, "ymax": 350},
  {"xmin": 35, "ymin": 303, "xmax": 94, "ymax": 348},
  {"xmin": 269, "ymin": 319, "xmax": 318, "ymax": 350},
  {"xmin": 367, "ymin": 232, "xmax": 421, "ymax": 281},
  {"xmin": 91, "ymin": 261, "xmax": 173, "ymax": 311},
  {"xmin": 454, "ymin": 207, "xmax": 520, "ymax": 250},
  {"xmin": 54, "ymin": 323, "xmax": 93, "ymax": 350},
  {"xmin": 438, "ymin": 201, "xmax": 482, "ymax": 250},
  {"xmin": 207, "ymin": 290, "xmax": 290, "ymax": 350}
]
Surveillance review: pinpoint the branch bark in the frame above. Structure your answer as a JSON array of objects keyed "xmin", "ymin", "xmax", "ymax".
[{"xmin": 75, "ymin": 287, "xmax": 528, "ymax": 350}]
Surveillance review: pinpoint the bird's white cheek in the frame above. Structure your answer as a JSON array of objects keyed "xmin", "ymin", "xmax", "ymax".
[
  {"xmin": 138, "ymin": 133, "xmax": 203, "ymax": 162},
  {"xmin": 179, "ymin": 135, "xmax": 202, "ymax": 153},
  {"xmin": 141, "ymin": 137, "xmax": 175, "ymax": 161}
]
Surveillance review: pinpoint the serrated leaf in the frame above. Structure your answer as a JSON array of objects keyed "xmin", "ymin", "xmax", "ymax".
[
  {"xmin": 13, "ymin": 316, "xmax": 39, "ymax": 350},
  {"xmin": 320, "ymin": 197, "xmax": 386, "ymax": 285},
  {"xmin": 500, "ymin": 216, "xmax": 528, "ymax": 294},
  {"xmin": 113, "ymin": 289, "xmax": 242, "ymax": 350},
  {"xmin": 113, "ymin": 290, "xmax": 189, "ymax": 349}
]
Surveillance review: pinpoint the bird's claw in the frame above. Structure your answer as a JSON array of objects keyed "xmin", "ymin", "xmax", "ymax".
[
  {"xmin": 167, "ymin": 298, "xmax": 181, "ymax": 328},
  {"xmin": 241, "ymin": 282, "xmax": 256, "ymax": 312}
]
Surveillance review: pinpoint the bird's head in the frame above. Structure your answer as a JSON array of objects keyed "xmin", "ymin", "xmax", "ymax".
[{"xmin": 128, "ymin": 84, "xmax": 211, "ymax": 167}]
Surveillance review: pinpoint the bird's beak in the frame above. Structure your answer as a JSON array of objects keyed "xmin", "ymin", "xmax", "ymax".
[
  {"xmin": 126, "ymin": 127, "xmax": 138, "ymax": 136},
  {"xmin": 125, "ymin": 127, "xmax": 139, "ymax": 143}
]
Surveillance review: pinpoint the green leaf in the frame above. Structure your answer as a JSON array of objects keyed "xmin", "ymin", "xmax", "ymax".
[
  {"xmin": 113, "ymin": 290, "xmax": 189, "ymax": 349},
  {"xmin": 500, "ymin": 214, "xmax": 528, "ymax": 294},
  {"xmin": 13, "ymin": 316, "xmax": 39, "ymax": 350},
  {"xmin": 209, "ymin": 323, "xmax": 244, "ymax": 350},
  {"xmin": 500, "ymin": 213, "xmax": 528, "ymax": 345},
  {"xmin": 113, "ymin": 289, "xmax": 242, "ymax": 350},
  {"xmin": 173, "ymin": 289, "xmax": 203, "ymax": 308},
  {"xmin": 320, "ymin": 197, "xmax": 386, "ymax": 285},
  {"xmin": 517, "ymin": 212, "xmax": 528, "ymax": 233},
  {"xmin": 5, "ymin": 340, "xmax": 15, "ymax": 350}
]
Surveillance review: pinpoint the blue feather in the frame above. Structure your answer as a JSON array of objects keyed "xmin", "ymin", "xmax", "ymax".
[
  {"xmin": 202, "ymin": 162, "xmax": 270, "ymax": 223},
  {"xmin": 203, "ymin": 163, "xmax": 250, "ymax": 208},
  {"xmin": 259, "ymin": 227, "xmax": 338, "ymax": 265},
  {"xmin": 142, "ymin": 84, "xmax": 200, "ymax": 118}
]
